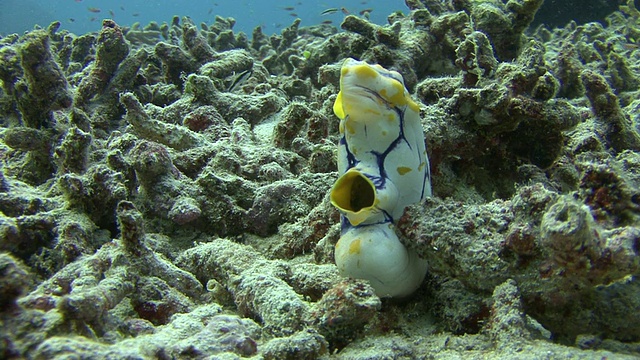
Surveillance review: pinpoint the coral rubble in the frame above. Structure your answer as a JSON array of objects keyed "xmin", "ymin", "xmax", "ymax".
[{"xmin": 1, "ymin": 0, "xmax": 640, "ymax": 358}]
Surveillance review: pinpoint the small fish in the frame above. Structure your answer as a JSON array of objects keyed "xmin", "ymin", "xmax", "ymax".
[
  {"xmin": 120, "ymin": 6, "xmax": 125, "ymax": 11},
  {"xmin": 283, "ymin": 6, "xmax": 295, "ymax": 11},
  {"xmin": 87, "ymin": 7, "xmax": 101, "ymax": 13},
  {"xmin": 341, "ymin": 7, "xmax": 350, "ymax": 15},
  {"xmin": 68, "ymin": 18, "xmax": 76, "ymax": 23},
  {"xmin": 359, "ymin": 8, "xmax": 372, "ymax": 15},
  {"xmin": 321, "ymin": 8, "xmax": 338, "ymax": 15},
  {"xmin": 289, "ymin": 12, "xmax": 298, "ymax": 17},
  {"xmin": 74, "ymin": 0, "xmax": 82, "ymax": 2},
  {"xmin": 227, "ymin": 69, "xmax": 253, "ymax": 92},
  {"xmin": 89, "ymin": 17, "xmax": 97, "ymax": 22},
  {"xmin": 321, "ymin": 20, "xmax": 333, "ymax": 24},
  {"xmin": 132, "ymin": 13, "xmax": 140, "ymax": 17},
  {"xmin": 109, "ymin": 9, "xmax": 115, "ymax": 18},
  {"xmin": 208, "ymin": 8, "xmax": 213, "ymax": 14}
]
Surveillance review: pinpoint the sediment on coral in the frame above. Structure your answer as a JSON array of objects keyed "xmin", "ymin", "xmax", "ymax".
[{"xmin": 1, "ymin": 0, "xmax": 640, "ymax": 358}]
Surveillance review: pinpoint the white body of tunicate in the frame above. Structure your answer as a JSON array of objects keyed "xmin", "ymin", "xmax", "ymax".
[{"xmin": 334, "ymin": 223, "xmax": 428, "ymax": 298}]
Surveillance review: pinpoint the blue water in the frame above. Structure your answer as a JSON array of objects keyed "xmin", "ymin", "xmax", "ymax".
[{"xmin": 0, "ymin": 0, "xmax": 406, "ymax": 36}]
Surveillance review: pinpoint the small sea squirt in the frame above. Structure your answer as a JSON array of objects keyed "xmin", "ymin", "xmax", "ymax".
[{"xmin": 330, "ymin": 58, "xmax": 431, "ymax": 297}]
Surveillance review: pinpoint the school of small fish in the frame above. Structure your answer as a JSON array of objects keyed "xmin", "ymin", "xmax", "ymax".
[
  {"xmin": 69, "ymin": 1, "xmax": 374, "ymax": 28},
  {"xmin": 69, "ymin": 1, "xmax": 135, "ymax": 22}
]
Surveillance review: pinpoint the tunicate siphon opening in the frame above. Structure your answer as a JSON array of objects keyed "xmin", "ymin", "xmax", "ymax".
[
  {"xmin": 350, "ymin": 175, "xmax": 374, "ymax": 211},
  {"xmin": 331, "ymin": 170, "xmax": 375, "ymax": 212}
]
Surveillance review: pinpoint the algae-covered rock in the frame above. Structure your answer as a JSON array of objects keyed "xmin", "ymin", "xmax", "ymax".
[{"xmin": 1, "ymin": 2, "xmax": 640, "ymax": 358}]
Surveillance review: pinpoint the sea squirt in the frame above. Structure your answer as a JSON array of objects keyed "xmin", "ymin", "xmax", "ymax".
[{"xmin": 330, "ymin": 58, "xmax": 431, "ymax": 298}]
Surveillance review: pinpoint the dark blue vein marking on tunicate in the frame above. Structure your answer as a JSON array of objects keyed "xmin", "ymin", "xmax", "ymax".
[
  {"xmin": 340, "ymin": 216, "xmax": 353, "ymax": 235},
  {"xmin": 380, "ymin": 208, "xmax": 394, "ymax": 223},
  {"xmin": 354, "ymin": 92, "xmax": 427, "ymax": 202},
  {"xmin": 340, "ymin": 208, "xmax": 394, "ymax": 233},
  {"xmin": 339, "ymin": 116, "xmax": 359, "ymax": 170},
  {"xmin": 421, "ymin": 164, "xmax": 430, "ymax": 199},
  {"xmin": 355, "ymin": 85, "xmax": 414, "ymax": 152},
  {"xmin": 378, "ymin": 70, "xmax": 405, "ymax": 87},
  {"xmin": 340, "ymin": 74, "xmax": 431, "ymax": 226},
  {"xmin": 415, "ymin": 142, "xmax": 430, "ymax": 199},
  {"xmin": 367, "ymin": 107, "xmax": 408, "ymax": 191},
  {"xmin": 396, "ymin": 106, "xmax": 413, "ymax": 150},
  {"xmin": 361, "ymin": 171, "xmax": 384, "ymax": 189},
  {"xmin": 341, "ymin": 214, "xmax": 394, "ymax": 233},
  {"xmin": 358, "ymin": 86, "xmax": 392, "ymax": 111}
]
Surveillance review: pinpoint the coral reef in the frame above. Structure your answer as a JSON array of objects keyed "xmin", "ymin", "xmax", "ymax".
[{"xmin": 1, "ymin": 0, "xmax": 640, "ymax": 358}]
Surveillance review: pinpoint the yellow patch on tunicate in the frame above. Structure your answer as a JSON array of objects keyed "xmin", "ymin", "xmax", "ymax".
[
  {"xmin": 397, "ymin": 166, "xmax": 412, "ymax": 175},
  {"xmin": 388, "ymin": 82, "xmax": 409, "ymax": 107},
  {"xmin": 353, "ymin": 64, "xmax": 379, "ymax": 79},
  {"xmin": 364, "ymin": 108, "xmax": 382, "ymax": 116},
  {"xmin": 377, "ymin": 85, "xmax": 397, "ymax": 106},
  {"xmin": 345, "ymin": 119, "xmax": 356, "ymax": 134},
  {"xmin": 386, "ymin": 113, "xmax": 396, "ymax": 122},
  {"xmin": 339, "ymin": 122, "xmax": 344, "ymax": 134},
  {"xmin": 349, "ymin": 238, "xmax": 362, "ymax": 255},
  {"xmin": 333, "ymin": 91, "xmax": 345, "ymax": 119},
  {"xmin": 342, "ymin": 102, "xmax": 356, "ymax": 117},
  {"xmin": 418, "ymin": 161, "xmax": 426, "ymax": 171},
  {"xmin": 378, "ymin": 88, "xmax": 390, "ymax": 102},
  {"xmin": 407, "ymin": 99, "xmax": 420, "ymax": 113},
  {"xmin": 381, "ymin": 130, "xmax": 387, "ymax": 136},
  {"xmin": 379, "ymin": 82, "xmax": 421, "ymax": 114}
]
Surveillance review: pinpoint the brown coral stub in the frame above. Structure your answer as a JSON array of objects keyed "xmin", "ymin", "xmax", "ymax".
[
  {"xmin": 261, "ymin": 328, "xmax": 327, "ymax": 359},
  {"xmin": 182, "ymin": 106, "xmax": 227, "ymax": 134},
  {"xmin": 503, "ymin": 223, "xmax": 537, "ymax": 258},
  {"xmin": 483, "ymin": 279, "xmax": 530, "ymax": 348},
  {"xmin": 455, "ymin": 31, "xmax": 498, "ymax": 86},
  {"xmin": 75, "ymin": 20, "xmax": 128, "ymax": 107},
  {"xmin": 581, "ymin": 69, "xmax": 640, "ymax": 152},
  {"xmin": 0, "ymin": 253, "xmax": 32, "ymax": 309},
  {"xmin": 131, "ymin": 276, "xmax": 192, "ymax": 326},
  {"xmin": 16, "ymin": 30, "xmax": 73, "ymax": 128},
  {"xmin": 540, "ymin": 198, "xmax": 599, "ymax": 262},
  {"xmin": 579, "ymin": 164, "xmax": 636, "ymax": 224},
  {"xmin": 591, "ymin": 227, "xmax": 640, "ymax": 284},
  {"xmin": 116, "ymin": 201, "xmax": 147, "ymax": 256},
  {"xmin": 310, "ymin": 278, "xmax": 381, "ymax": 350},
  {"xmin": 273, "ymin": 103, "xmax": 314, "ymax": 150}
]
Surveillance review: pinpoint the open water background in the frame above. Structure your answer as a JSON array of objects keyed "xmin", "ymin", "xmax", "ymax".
[{"xmin": 0, "ymin": 0, "xmax": 401, "ymax": 36}]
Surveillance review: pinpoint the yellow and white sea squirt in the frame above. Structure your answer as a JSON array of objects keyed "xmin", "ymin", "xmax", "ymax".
[{"xmin": 330, "ymin": 58, "xmax": 431, "ymax": 298}]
